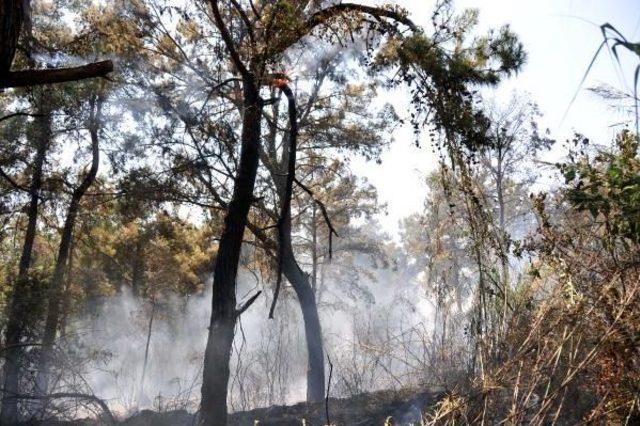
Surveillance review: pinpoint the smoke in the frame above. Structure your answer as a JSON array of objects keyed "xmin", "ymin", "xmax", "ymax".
[
  {"xmin": 67, "ymin": 285, "xmax": 209, "ymax": 415},
  {"xmin": 60, "ymin": 238, "xmax": 437, "ymax": 418}
]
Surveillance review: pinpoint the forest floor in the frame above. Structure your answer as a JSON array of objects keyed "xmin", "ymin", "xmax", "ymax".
[{"xmin": 47, "ymin": 387, "xmax": 444, "ymax": 425}]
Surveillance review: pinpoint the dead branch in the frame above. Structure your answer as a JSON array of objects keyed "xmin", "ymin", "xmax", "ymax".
[
  {"xmin": 236, "ymin": 291, "xmax": 263, "ymax": 317},
  {"xmin": 294, "ymin": 177, "xmax": 339, "ymax": 259},
  {"xmin": 0, "ymin": 390, "xmax": 116, "ymax": 424}
]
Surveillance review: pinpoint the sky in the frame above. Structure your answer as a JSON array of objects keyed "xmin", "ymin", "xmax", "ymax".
[{"xmin": 354, "ymin": 0, "xmax": 640, "ymax": 236}]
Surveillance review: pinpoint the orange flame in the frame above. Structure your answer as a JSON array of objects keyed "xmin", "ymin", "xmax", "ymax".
[{"xmin": 270, "ymin": 72, "xmax": 291, "ymax": 88}]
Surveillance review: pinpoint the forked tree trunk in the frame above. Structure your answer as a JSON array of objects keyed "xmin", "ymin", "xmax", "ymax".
[
  {"xmin": 1, "ymin": 105, "xmax": 51, "ymax": 424},
  {"xmin": 266, "ymin": 85, "xmax": 326, "ymax": 404},
  {"xmin": 200, "ymin": 81, "xmax": 263, "ymax": 426},
  {"xmin": 246, "ymin": 219, "xmax": 326, "ymax": 403}
]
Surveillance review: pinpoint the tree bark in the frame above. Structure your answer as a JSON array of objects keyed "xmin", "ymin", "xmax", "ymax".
[
  {"xmin": 281, "ymin": 238, "xmax": 326, "ymax": 402},
  {"xmin": 0, "ymin": 0, "xmax": 23, "ymax": 77},
  {"xmin": 199, "ymin": 81, "xmax": 262, "ymax": 426},
  {"xmin": 0, "ymin": 104, "xmax": 51, "ymax": 424}
]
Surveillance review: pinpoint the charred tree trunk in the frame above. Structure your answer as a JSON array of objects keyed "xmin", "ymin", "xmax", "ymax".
[
  {"xmin": 34, "ymin": 96, "xmax": 102, "ymax": 399},
  {"xmin": 246, "ymin": 216, "xmax": 327, "ymax": 403},
  {"xmin": 1, "ymin": 105, "xmax": 51, "ymax": 424},
  {"xmin": 0, "ymin": 0, "xmax": 23, "ymax": 77},
  {"xmin": 199, "ymin": 81, "xmax": 262, "ymax": 426},
  {"xmin": 265, "ymin": 83, "xmax": 327, "ymax": 403},
  {"xmin": 281, "ymin": 235, "xmax": 326, "ymax": 402}
]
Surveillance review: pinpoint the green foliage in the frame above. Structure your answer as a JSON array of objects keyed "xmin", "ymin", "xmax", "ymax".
[
  {"xmin": 561, "ymin": 130, "xmax": 640, "ymax": 243},
  {"xmin": 372, "ymin": 2, "xmax": 525, "ymax": 152}
]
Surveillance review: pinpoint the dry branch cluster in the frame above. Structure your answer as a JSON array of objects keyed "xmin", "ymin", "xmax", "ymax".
[{"xmin": 426, "ymin": 133, "xmax": 640, "ymax": 425}]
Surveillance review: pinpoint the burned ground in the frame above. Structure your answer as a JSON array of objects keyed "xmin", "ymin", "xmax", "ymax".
[{"xmin": 36, "ymin": 388, "xmax": 443, "ymax": 426}]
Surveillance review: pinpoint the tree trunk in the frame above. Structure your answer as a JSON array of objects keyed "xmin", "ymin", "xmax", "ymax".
[
  {"xmin": 34, "ymin": 95, "xmax": 101, "ymax": 400},
  {"xmin": 1, "ymin": 105, "xmax": 51, "ymax": 424},
  {"xmin": 0, "ymin": 0, "xmax": 23, "ymax": 77},
  {"xmin": 495, "ymin": 161, "xmax": 510, "ymax": 334},
  {"xmin": 138, "ymin": 296, "xmax": 155, "ymax": 408},
  {"xmin": 281, "ymin": 247, "xmax": 326, "ymax": 402},
  {"xmin": 310, "ymin": 205, "xmax": 318, "ymax": 293},
  {"xmin": 131, "ymin": 237, "xmax": 146, "ymax": 297},
  {"xmin": 199, "ymin": 81, "xmax": 262, "ymax": 426},
  {"xmin": 246, "ymin": 218, "xmax": 327, "ymax": 404},
  {"xmin": 58, "ymin": 236, "xmax": 75, "ymax": 337},
  {"xmin": 267, "ymin": 84, "xmax": 326, "ymax": 404}
]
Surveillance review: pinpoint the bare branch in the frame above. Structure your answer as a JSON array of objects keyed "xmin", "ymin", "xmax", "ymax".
[
  {"xmin": 0, "ymin": 60, "xmax": 114, "ymax": 89},
  {"xmin": 326, "ymin": 353, "xmax": 334, "ymax": 425},
  {"xmin": 0, "ymin": 167, "xmax": 27, "ymax": 192},
  {"xmin": 235, "ymin": 291, "xmax": 262, "ymax": 317},
  {"xmin": 0, "ymin": 342, "xmax": 43, "ymax": 353},
  {"xmin": 294, "ymin": 177, "xmax": 339, "ymax": 259},
  {"xmin": 200, "ymin": 77, "xmax": 243, "ymax": 113}
]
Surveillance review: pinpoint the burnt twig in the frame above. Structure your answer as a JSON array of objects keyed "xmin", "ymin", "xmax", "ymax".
[
  {"xmin": 325, "ymin": 354, "xmax": 334, "ymax": 426},
  {"xmin": 294, "ymin": 178, "xmax": 339, "ymax": 259}
]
